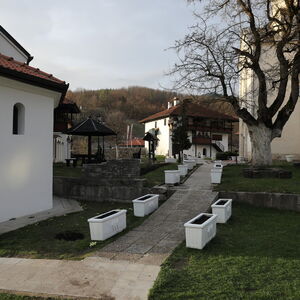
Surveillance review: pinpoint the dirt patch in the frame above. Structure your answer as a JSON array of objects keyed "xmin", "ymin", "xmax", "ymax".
[{"xmin": 55, "ymin": 231, "xmax": 84, "ymax": 241}]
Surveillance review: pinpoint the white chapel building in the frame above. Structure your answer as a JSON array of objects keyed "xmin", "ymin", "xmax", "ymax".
[{"xmin": 0, "ymin": 25, "xmax": 69, "ymax": 222}]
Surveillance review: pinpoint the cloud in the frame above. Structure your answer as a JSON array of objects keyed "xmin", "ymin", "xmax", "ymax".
[{"xmin": 0, "ymin": 0, "xmax": 198, "ymax": 90}]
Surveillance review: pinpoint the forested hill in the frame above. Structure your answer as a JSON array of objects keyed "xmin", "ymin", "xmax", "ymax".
[
  {"xmin": 67, "ymin": 86, "xmax": 236, "ymax": 140},
  {"xmin": 68, "ymin": 86, "xmax": 181, "ymax": 121},
  {"xmin": 67, "ymin": 86, "xmax": 182, "ymax": 139}
]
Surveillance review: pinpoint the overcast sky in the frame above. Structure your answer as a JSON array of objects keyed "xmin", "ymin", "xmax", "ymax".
[{"xmin": 1, "ymin": 0, "xmax": 199, "ymax": 91}]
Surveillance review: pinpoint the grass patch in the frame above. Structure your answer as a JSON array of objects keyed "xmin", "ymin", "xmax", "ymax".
[
  {"xmin": 155, "ymin": 155, "xmax": 166, "ymax": 162},
  {"xmin": 215, "ymin": 163, "xmax": 300, "ymax": 194},
  {"xmin": 142, "ymin": 163, "xmax": 178, "ymax": 187},
  {"xmin": 0, "ymin": 202, "xmax": 147, "ymax": 260},
  {"xmin": 53, "ymin": 163, "xmax": 82, "ymax": 178},
  {"xmin": 149, "ymin": 202, "xmax": 300, "ymax": 300}
]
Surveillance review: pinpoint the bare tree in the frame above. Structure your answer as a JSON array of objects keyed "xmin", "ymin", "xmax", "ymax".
[{"xmin": 171, "ymin": 0, "xmax": 299, "ymax": 165}]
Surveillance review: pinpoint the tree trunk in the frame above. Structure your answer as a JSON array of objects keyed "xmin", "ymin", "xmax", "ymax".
[{"xmin": 247, "ymin": 123, "xmax": 273, "ymax": 166}]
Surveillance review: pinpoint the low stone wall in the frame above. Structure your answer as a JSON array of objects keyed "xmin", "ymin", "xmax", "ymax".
[
  {"xmin": 83, "ymin": 159, "xmax": 140, "ymax": 178},
  {"xmin": 53, "ymin": 159, "xmax": 146, "ymax": 203},
  {"xmin": 218, "ymin": 191, "xmax": 300, "ymax": 212},
  {"xmin": 105, "ymin": 148, "xmax": 146, "ymax": 160}
]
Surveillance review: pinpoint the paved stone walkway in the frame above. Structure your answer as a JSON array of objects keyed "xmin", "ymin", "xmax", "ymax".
[
  {"xmin": 0, "ymin": 163, "xmax": 217, "ymax": 300},
  {"xmin": 94, "ymin": 162, "xmax": 217, "ymax": 265},
  {"xmin": 0, "ymin": 197, "xmax": 83, "ymax": 235}
]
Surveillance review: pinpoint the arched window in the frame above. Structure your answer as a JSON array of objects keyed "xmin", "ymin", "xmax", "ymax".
[
  {"xmin": 203, "ymin": 148, "xmax": 207, "ymax": 156},
  {"xmin": 12, "ymin": 103, "xmax": 25, "ymax": 135}
]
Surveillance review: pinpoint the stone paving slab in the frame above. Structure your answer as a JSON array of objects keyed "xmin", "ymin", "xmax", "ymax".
[{"xmin": 0, "ymin": 257, "xmax": 160, "ymax": 300}]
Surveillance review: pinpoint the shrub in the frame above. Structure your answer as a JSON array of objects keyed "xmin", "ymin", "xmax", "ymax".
[{"xmin": 216, "ymin": 151, "xmax": 239, "ymax": 160}]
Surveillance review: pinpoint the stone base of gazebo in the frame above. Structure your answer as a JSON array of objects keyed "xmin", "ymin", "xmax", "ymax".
[{"xmin": 53, "ymin": 159, "xmax": 146, "ymax": 203}]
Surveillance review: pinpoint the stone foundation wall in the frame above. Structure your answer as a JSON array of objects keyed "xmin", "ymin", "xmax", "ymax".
[
  {"xmin": 218, "ymin": 191, "xmax": 300, "ymax": 212},
  {"xmin": 105, "ymin": 148, "xmax": 146, "ymax": 160},
  {"xmin": 53, "ymin": 159, "xmax": 146, "ymax": 202},
  {"xmin": 83, "ymin": 159, "xmax": 140, "ymax": 178}
]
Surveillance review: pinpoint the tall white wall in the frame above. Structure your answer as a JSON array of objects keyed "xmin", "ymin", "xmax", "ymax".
[
  {"xmin": 0, "ymin": 76, "xmax": 61, "ymax": 222},
  {"xmin": 0, "ymin": 33, "xmax": 28, "ymax": 63},
  {"xmin": 53, "ymin": 133, "xmax": 71, "ymax": 163},
  {"xmin": 144, "ymin": 118, "xmax": 170, "ymax": 156}
]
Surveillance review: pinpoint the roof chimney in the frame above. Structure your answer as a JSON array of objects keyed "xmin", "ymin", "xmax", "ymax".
[
  {"xmin": 167, "ymin": 101, "xmax": 173, "ymax": 109},
  {"xmin": 173, "ymin": 97, "xmax": 180, "ymax": 106}
]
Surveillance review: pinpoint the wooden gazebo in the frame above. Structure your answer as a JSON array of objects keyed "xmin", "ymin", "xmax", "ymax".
[{"xmin": 66, "ymin": 117, "xmax": 116, "ymax": 163}]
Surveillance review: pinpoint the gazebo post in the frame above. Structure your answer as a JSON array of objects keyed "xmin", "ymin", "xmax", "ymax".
[
  {"xmin": 88, "ymin": 135, "xmax": 92, "ymax": 163},
  {"xmin": 102, "ymin": 136, "xmax": 105, "ymax": 160}
]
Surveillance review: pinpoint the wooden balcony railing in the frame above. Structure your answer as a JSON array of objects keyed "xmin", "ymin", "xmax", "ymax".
[{"xmin": 188, "ymin": 125, "xmax": 232, "ymax": 133}]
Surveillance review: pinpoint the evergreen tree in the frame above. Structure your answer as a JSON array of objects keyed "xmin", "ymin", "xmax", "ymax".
[{"xmin": 171, "ymin": 100, "xmax": 192, "ymax": 161}]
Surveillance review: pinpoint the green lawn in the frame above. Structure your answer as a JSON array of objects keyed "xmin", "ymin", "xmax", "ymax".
[
  {"xmin": 149, "ymin": 202, "xmax": 300, "ymax": 300},
  {"xmin": 142, "ymin": 163, "xmax": 178, "ymax": 187},
  {"xmin": 215, "ymin": 163, "xmax": 300, "ymax": 193},
  {"xmin": 0, "ymin": 202, "xmax": 147, "ymax": 260},
  {"xmin": 53, "ymin": 163, "xmax": 82, "ymax": 178}
]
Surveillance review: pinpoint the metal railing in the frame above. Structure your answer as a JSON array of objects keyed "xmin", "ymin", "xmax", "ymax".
[{"xmin": 213, "ymin": 141, "xmax": 225, "ymax": 152}]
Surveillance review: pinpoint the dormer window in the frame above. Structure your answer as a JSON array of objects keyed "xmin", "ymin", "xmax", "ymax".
[{"xmin": 12, "ymin": 103, "xmax": 25, "ymax": 135}]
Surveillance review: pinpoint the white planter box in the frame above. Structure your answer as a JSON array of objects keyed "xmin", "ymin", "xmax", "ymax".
[
  {"xmin": 195, "ymin": 157, "xmax": 203, "ymax": 164},
  {"xmin": 286, "ymin": 155, "xmax": 295, "ymax": 162},
  {"xmin": 237, "ymin": 156, "xmax": 245, "ymax": 163},
  {"xmin": 184, "ymin": 213, "xmax": 217, "ymax": 249},
  {"xmin": 213, "ymin": 162, "xmax": 223, "ymax": 169},
  {"xmin": 132, "ymin": 194, "xmax": 159, "ymax": 217},
  {"xmin": 164, "ymin": 170, "xmax": 180, "ymax": 184},
  {"xmin": 183, "ymin": 159, "xmax": 196, "ymax": 170},
  {"xmin": 88, "ymin": 209, "xmax": 127, "ymax": 241},
  {"xmin": 165, "ymin": 157, "xmax": 177, "ymax": 163},
  {"xmin": 211, "ymin": 199, "xmax": 232, "ymax": 223},
  {"xmin": 178, "ymin": 164, "xmax": 188, "ymax": 176},
  {"xmin": 211, "ymin": 168, "xmax": 222, "ymax": 184}
]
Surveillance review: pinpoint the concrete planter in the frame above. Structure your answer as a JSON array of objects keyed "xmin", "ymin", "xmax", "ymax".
[
  {"xmin": 164, "ymin": 170, "xmax": 180, "ymax": 184},
  {"xmin": 195, "ymin": 157, "xmax": 204, "ymax": 164},
  {"xmin": 165, "ymin": 157, "xmax": 177, "ymax": 163},
  {"xmin": 211, "ymin": 168, "xmax": 222, "ymax": 184},
  {"xmin": 184, "ymin": 213, "xmax": 217, "ymax": 249},
  {"xmin": 211, "ymin": 199, "xmax": 232, "ymax": 223},
  {"xmin": 237, "ymin": 156, "xmax": 245, "ymax": 163},
  {"xmin": 213, "ymin": 162, "xmax": 223, "ymax": 169},
  {"xmin": 183, "ymin": 159, "xmax": 196, "ymax": 170},
  {"xmin": 132, "ymin": 194, "xmax": 159, "ymax": 217},
  {"xmin": 178, "ymin": 164, "xmax": 188, "ymax": 176},
  {"xmin": 88, "ymin": 209, "xmax": 127, "ymax": 241},
  {"xmin": 286, "ymin": 155, "xmax": 295, "ymax": 162}
]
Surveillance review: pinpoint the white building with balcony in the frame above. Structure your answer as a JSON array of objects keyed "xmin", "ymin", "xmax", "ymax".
[{"xmin": 140, "ymin": 98, "xmax": 238, "ymax": 159}]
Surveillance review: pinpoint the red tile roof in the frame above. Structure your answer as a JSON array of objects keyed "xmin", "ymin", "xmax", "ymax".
[
  {"xmin": 121, "ymin": 138, "xmax": 145, "ymax": 147},
  {"xmin": 139, "ymin": 101, "xmax": 238, "ymax": 123},
  {"xmin": 0, "ymin": 53, "xmax": 66, "ymax": 85}
]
